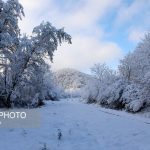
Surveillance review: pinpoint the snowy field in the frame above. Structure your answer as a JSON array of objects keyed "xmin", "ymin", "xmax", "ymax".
[{"xmin": 1, "ymin": 98, "xmax": 150, "ymax": 150}]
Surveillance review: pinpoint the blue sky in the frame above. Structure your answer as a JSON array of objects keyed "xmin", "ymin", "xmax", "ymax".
[{"xmin": 19, "ymin": 0, "xmax": 150, "ymax": 72}]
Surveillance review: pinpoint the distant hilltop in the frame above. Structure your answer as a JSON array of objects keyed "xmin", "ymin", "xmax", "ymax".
[{"xmin": 54, "ymin": 68, "xmax": 92, "ymax": 90}]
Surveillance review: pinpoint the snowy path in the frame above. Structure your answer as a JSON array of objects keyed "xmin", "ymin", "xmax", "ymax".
[{"xmin": 1, "ymin": 98, "xmax": 150, "ymax": 150}]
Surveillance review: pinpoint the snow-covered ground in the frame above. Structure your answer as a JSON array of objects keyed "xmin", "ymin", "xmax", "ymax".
[{"xmin": 1, "ymin": 98, "xmax": 150, "ymax": 150}]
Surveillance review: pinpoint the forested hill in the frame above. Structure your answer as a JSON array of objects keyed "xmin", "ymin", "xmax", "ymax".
[{"xmin": 54, "ymin": 68, "xmax": 92, "ymax": 90}]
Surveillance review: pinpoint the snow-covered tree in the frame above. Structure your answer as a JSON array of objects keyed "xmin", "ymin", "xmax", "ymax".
[
  {"xmin": 119, "ymin": 33, "xmax": 150, "ymax": 85},
  {"xmin": 0, "ymin": 0, "xmax": 71, "ymax": 108},
  {"xmin": 119, "ymin": 52, "xmax": 133, "ymax": 81},
  {"xmin": 82, "ymin": 63, "xmax": 117, "ymax": 103},
  {"xmin": 0, "ymin": 0, "xmax": 24, "ymax": 107},
  {"xmin": 91, "ymin": 63, "xmax": 114, "ymax": 81}
]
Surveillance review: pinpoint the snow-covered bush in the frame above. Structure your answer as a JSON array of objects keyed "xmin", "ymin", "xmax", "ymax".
[
  {"xmin": 99, "ymin": 81, "xmax": 148, "ymax": 112},
  {"xmin": 82, "ymin": 78, "xmax": 149, "ymax": 112},
  {"xmin": 81, "ymin": 79, "xmax": 98, "ymax": 103},
  {"xmin": 43, "ymin": 70, "xmax": 67, "ymax": 100},
  {"xmin": 98, "ymin": 79, "xmax": 126, "ymax": 109},
  {"xmin": 122, "ymin": 83, "xmax": 148, "ymax": 112}
]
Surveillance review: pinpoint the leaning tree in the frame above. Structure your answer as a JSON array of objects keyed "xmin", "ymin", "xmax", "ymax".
[{"xmin": 0, "ymin": 0, "xmax": 71, "ymax": 108}]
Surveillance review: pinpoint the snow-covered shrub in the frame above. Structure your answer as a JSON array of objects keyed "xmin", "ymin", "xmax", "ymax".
[
  {"xmin": 43, "ymin": 70, "xmax": 67, "ymax": 100},
  {"xmin": 122, "ymin": 83, "xmax": 148, "ymax": 112},
  {"xmin": 102, "ymin": 82, "xmax": 148, "ymax": 112},
  {"xmin": 81, "ymin": 79, "xmax": 98, "ymax": 103},
  {"xmin": 97, "ymin": 79, "xmax": 126, "ymax": 109},
  {"xmin": 83, "ymin": 78, "xmax": 149, "ymax": 112},
  {"xmin": 125, "ymin": 100, "xmax": 146, "ymax": 113}
]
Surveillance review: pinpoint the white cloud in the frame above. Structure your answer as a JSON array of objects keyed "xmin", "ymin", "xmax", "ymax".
[
  {"xmin": 19, "ymin": 0, "xmax": 122, "ymax": 34},
  {"xmin": 52, "ymin": 35, "xmax": 123, "ymax": 71},
  {"xmin": 114, "ymin": 0, "xmax": 150, "ymax": 45},
  {"xmin": 57, "ymin": 0, "xmax": 121, "ymax": 29},
  {"xmin": 115, "ymin": 0, "xmax": 150, "ymax": 25}
]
